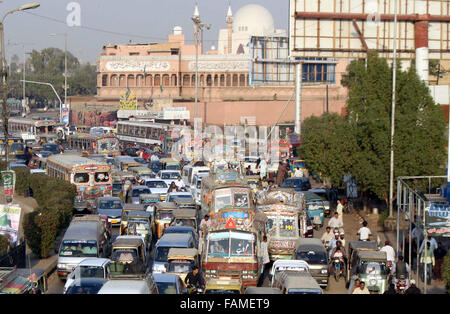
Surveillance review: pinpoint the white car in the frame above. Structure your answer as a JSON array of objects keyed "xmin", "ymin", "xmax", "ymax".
[
  {"xmin": 166, "ymin": 191, "xmax": 195, "ymax": 203},
  {"xmin": 191, "ymin": 173, "xmax": 208, "ymax": 205},
  {"xmin": 63, "ymin": 258, "xmax": 111, "ymax": 294},
  {"xmin": 270, "ymin": 259, "xmax": 310, "ymax": 287},
  {"xmin": 144, "ymin": 179, "xmax": 168, "ymax": 201},
  {"xmin": 157, "ymin": 170, "xmax": 182, "ymax": 187}
]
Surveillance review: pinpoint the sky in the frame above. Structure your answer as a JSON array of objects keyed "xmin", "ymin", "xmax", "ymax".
[{"xmin": 2, "ymin": 0, "xmax": 289, "ymax": 64}]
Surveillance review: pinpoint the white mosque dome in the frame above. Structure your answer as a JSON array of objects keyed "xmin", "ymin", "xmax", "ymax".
[{"xmin": 233, "ymin": 4, "xmax": 275, "ymax": 36}]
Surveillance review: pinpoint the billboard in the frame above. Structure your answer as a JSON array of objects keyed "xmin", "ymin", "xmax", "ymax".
[
  {"xmin": 1, "ymin": 170, "xmax": 15, "ymax": 203},
  {"xmin": 424, "ymin": 203, "xmax": 450, "ymax": 237},
  {"xmin": 0, "ymin": 204, "xmax": 22, "ymax": 245}
]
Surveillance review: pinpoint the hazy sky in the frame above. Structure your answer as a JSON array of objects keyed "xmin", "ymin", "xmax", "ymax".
[{"xmin": 2, "ymin": 0, "xmax": 289, "ymax": 64}]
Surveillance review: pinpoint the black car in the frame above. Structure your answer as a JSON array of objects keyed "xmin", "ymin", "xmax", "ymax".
[{"xmin": 280, "ymin": 177, "xmax": 311, "ymax": 191}]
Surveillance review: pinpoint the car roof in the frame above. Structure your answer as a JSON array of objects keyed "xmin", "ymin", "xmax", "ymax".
[
  {"xmin": 157, "ymin": 233, "xmax": 193, "ymax": 246},
  {"xmin": 349, "ymin": 241, "xmax": 377, "ymax": 250},
  {"xmin": 63, "ymin": 221, "xmax": 99, "ymax": 240},
  {"xmin": 172, "ymin": 209, "xmax": 197, "ymax": 218},
  {"xmin": 70, "ymin": 278, "xmax": 106, "ymax": 285},
  {"xmin": 112, "ymin": 236, "xmax": 145, "ymax": 247},
  {"xmin": 79, "ymin": 258, "xmax": 111, "ymax": 267},
  {"xmin": 283, "ymin": 272, "xmax": 321, "ymax": 290},
  {"xmin": 164, "ymin": 226, "xmax": 195, "ymax": 233},
  {"xmin": 132, "ymin": 185, "xmax": 150, "ymax": 190},
  {"xmin": 153, "ymin": 273, "xmax": 179, "ymax": 283},
  {"xmin": 98, "ymin": 280, "xmax": 149, "ymax": 294},
  {"xmin": 357, "ymin": 250, "xmax": 387, "ymax": 260},
  {"xmin": 295, "ymin": 238, "xmax": 326, "ymax": 252},
  {"xmin": 168, "ymin": 248, "xmax": 198, "ymax": 258}
]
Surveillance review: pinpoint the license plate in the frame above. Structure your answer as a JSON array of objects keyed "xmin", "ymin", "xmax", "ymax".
[{"xmin": 111, "ymin": 219, "xmax": 118, "ymax": 224}]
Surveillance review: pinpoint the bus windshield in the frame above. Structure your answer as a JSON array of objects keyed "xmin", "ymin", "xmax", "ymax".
[
  {"xmin": 74, "ymin": 173, "xmax": 90, "ymax": 184},
  {"xmin": 207, "ymin": 232, "xmax": 255, "ymax": 259}
]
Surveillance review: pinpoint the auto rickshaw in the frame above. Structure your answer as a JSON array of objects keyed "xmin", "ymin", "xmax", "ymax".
[
  {"xmin": 139, "ymin": 193, "xmax": 161, "ymax": 219},
  {"xmin": 165, "ymin": 248, "xmax": 199, "ymax": 284},
  {"xmin": 111, "ymin": 171, "xmax": 136, "ymax": 199},
  {"xmin": 153, "ymin": 202, "xmax": 178, "ymax": 239},
  {"xmin": 173, "ymin": 196, "xmax": 197, "ymax": 210},
  {"xmin": 129, "ymin": 166, "xmax": 154, "ymax": 181},
  {"xmin": 244, "ymin": 175, "xmax": 260, "ymax": 193},
  {"xmin": 120, "ymin": 210, "xmax": 152, "ymax": 250},
  {"xmin": 289, "ymin": 159, "xmax": 308, "ymax": 177},
  {"xmin": 169, "ymin": 209, "xmax": 198, "ymax": 233},
  {"xmin": 0, "ymin": 268, "xmax": 48, "ymax": 294},
  {"xmin": 204, "ymin": 277, "xmax": 244, "ymax": 294},
  {"xmin": 348, "ymin": 249, "xmax": 389, "ymax": 294},
  {"xmin": 160, "ymin": 158, "xmax": 181, "ymax": 171},
  {"xmin": 110, "ymin": 236, "xmax": 148, "ymax": 276},
  {"xmin": 346, "ymin": 241, "xmax": 378, "ymax": 285},
  {"xmin": 122, "ymin": 204, "xmax": 145, "ymax": 221}
]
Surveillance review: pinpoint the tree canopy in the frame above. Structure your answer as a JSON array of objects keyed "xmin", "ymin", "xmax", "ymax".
[{"xmin": 301, "ymin": 51, "xmax": 447, "ymax": 202}]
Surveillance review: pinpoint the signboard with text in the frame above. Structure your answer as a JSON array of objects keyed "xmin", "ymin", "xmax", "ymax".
[
  {"xmin": 1, "ymin": 170, "xmax": 15, "ymax": 203},
  {"xmin": 0, "ymin": 204, "xmax": 21, "ymax": 245},
  {"xmin": 424, "ymin": 203, "xmax": 450, "ymax": 237}
]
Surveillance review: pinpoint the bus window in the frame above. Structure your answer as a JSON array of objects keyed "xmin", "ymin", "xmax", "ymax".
[
  {"xmin": 95, "ymin": 172, "xmax": 110, "ymax": 183},
  {"xmin": 74, "ymin": 173, "xmax": 90, "ymax": 183}
]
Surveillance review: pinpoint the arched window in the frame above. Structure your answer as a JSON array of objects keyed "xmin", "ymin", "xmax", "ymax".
[
  {"xmin": 102, "ymin": 75, "xmax": 108, "ymax": 86},
  {"xmin": 127, "ymin": 74, "xmax": 135, "ymax": 87},
  {"xmin": 214, "ymin": 74, "xmax": 219, "ymax": 87},
  {"xmin": 110, "ymin": 75, "xmax": 118, "ymax": 87},
  {"xmin": 226, "ymin": 74, "xmax": 231, "ymax": 87},
  {"xmin": 206, "ymin": 74, "xmax": 212, "ymax": 87},
  {"xmin": 220, "ymin": 74, "xmax": 225, "ymax": 87},
  {"xmin": 154, "ymin": 74, "xmax": 161, "ymax": 86},
  {"xmin": 145, "ymin": 74, "xmax": 153, "ymax": 86},
  {"xmin": 183, "ymin": 74, "xmax": 190, "ymax": 86},
  {"xmin": 162, "ymin": 74, "xmax": 170, "ymax": 86},
  {"xmin": 119, "ymin": 75, "xmax": 126, "ymax": 87},
  {"xmin": 171, "ymin": 74, "xmax": 177, "ymax": 86},
  {"xmin": 136, "ymin": 75, "xmax": 143, "ymax": 86},
  {"xmin": 239, "ymin": 74, "xmax": 246, "ymax": 86},
  {"xmin": 232, "ymin": 74, "xmax": 238, "ymax": 86}
]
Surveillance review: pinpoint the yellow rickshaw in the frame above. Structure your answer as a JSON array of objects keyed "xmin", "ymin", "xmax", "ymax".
[
  {"xmin": 166, "ymin": 248, "xmax": 199, "ymax": 284},
  {"xmin": 204, "ymin": 277, "xmax": 244, "ymax": 294},
  {"xmin": 290, "ymin": 159, "xmax": 308, "ymax": 177},
  {"xmin": 160, "ymin": 158, "xmax": 181, "ymax": 171},
  {"xmin": 169, "ymin": 209, "xmax": 198, "ymax": 234},
  {"xmin": 153, "ymin": 202, "xmax": 178, "ymax": 239},
  {"xmin": 129, "ymin": 166, "xmax": 154, "ymax": 181}
]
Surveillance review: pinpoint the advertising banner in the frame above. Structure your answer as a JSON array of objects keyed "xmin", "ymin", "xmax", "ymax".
[
  {"xmin": 424, "ymin": 203, "xmax": 450, "ymax": 237},
  {"xmin": 0, "ymin": 204, "xmax": 22, "ymax": 245},
  {"xmin": 1, "ymin": 170, "xmax": 16, "ymax": 203},
  {"xmin": 62, "ymin": 104, "xmax": 70, "ymax": 125}
]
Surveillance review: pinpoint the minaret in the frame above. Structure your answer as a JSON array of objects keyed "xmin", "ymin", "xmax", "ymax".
[{"xmin": 226, "ymin": 4, "xmax": 233, "ymax": 54}]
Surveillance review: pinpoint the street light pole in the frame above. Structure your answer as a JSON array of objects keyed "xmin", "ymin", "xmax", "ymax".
[
  {"xmin": 0, "ymin": 3, "xmax": 40, "ymax": 169},
  {"xmin": 389, "ymin": 0, "xmax": 398, "ymax": 218}
]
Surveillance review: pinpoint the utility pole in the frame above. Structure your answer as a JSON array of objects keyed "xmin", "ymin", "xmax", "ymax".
[
  {"xmin": 295, "ymin": 62, "xmax": 302, "ymax": 135},
  {"xmin": 389, "ymin": 0, "xmax": 398, "ymax": 218},
  {"xmin": 191, "ymin": 4, "xmax": 210, "ymax": 121}
]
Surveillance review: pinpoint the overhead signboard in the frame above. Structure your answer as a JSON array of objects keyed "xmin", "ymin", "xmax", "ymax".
[{"xmin": 424, "ymin": 203, "xmax": 450, "ymax": 237}]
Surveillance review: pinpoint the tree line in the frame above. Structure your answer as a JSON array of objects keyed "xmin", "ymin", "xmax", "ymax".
[{"xmin": 300, "ymin": 51, "xmax": 447, "ymax": 206}]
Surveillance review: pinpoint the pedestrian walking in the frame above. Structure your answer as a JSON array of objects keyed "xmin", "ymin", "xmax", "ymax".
[
  {"xmin": 419, "ymin": 242, "xmax": 435, "ymax": 285},
  {"xmin": 336, "ymin": 200, "xmax": 344, "ymax": 219},
  {"xmin": 357, "ymin": 221, "xmax": 372, "ymax": 241},
  {"xmin": 257, "ymin": 234, "xmax": 271, "ymax": 287},
  {"xmin": 276, "ymin": 162, "xmax": 287, "ymax": 186}
]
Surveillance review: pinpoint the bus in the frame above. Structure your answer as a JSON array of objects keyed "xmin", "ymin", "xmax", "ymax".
[
  {"xmin": 46, "ymin": 154, "xmax": 112, "ymax": 209},
  {"xmin": 0, "ymin": 135, "xmax": 25, "ymax": 158},
  {"xmin": 68, "ymin": 133, "xmax": 120, "ymax": 156},
  {"xmin": 116, "ymin": 120, "xmax": 170, "ymax": 149},
  {"xmin": 7, "ymin": 117, "xmax": 58, "ymax": 143}
]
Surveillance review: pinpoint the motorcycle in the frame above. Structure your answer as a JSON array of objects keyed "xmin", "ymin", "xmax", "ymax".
[
  {"xmin": 332, "ymin": 257, "xmax": 343, "ymax": 282},
  {"xmin": 395, "ymin": 275, "xmax": 408, "ymax": 294}
]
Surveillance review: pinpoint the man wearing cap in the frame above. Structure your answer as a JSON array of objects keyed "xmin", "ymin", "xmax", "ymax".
[
  {"xmin": 339, "ymin": 232, "xmax": 346, "ymax": 248},
  {"xmin": 321, "ymin": 226, "xmax": 334, "ymax": 249},
  {"xmin": 328, "ymin": 232, "xmax": 342, "ymax": 258}
]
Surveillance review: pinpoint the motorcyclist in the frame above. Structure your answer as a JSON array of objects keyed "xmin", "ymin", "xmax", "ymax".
[
  {"xmin": 321, "ymin": 226, "xmax": 334, "ymax": 249},
  {"xmin": 329, "ymin": 241, "xmax": 347, "ymax": 277},
  {"xmin": 184, "ymin": 266, "xmax": 205, "ymax": 294},
  {"xmin": 392, "ymin": 255, "xmax": 410, "ymax": 288}
]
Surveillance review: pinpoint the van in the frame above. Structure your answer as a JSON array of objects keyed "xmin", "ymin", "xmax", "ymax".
[
  {"xmin": 98, "ymin": 275, "xmax": 158, "ymax": 294},
  {"xmin": 152, "ymin": 233, "xmax": 195, "ymax": 274},
  {"xmin": 293, "ymin": 238, "xmax": 329, "ymax": 289},
  {"xmin": 188, "ymin": 166, "xmax": 210, "ymax": 188},
  {"xmin": 57, "ymin": 218, "xmax": 109, "ymax": 280},
  {"xmin": 191, "ymin": 173, "xmax": 208, "ymax": 206},
  {"xmin": 274, "ymin": 271, "xmax": 323, "ymax": 294}
]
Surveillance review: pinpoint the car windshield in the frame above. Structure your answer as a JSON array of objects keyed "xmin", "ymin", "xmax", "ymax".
[
  {"xmin": 132, "ymin": 188, "xmax": 150, "ymax": 197},
  {"xmin": 156, "ymin": 211, "xmax": 173, "ymax": 220},
  {"xmin": 59, "ymin": 240, "xmax": 98, "ymax": 257},
  {"xmin": 98, "ymin": 200, "xmax": 122, "ymax": 209},
  {"xmin": 360, "ymin": 261, "xmax": 388, "ymax": 275},
  {"xmin": 205, "ymin": 289, "xmax": 240, "ymax": 294},
  {"xmin": 155, "ymin": 247, "xmax": 171, "ymax": 262},
  {"xmin": 156, "ymin": 282, "xmax": 178, "ymax": 294},
  {"xmin": 146, "ymin": 181, "xmax": 167, "ymax": 189},
  {"xmin": 161, "ymin": 172, "xmax": 179, "ymax": 179},
  {"xmin": 112, "ymin": 183, "xmax": 122, "ymax": 191},
  {"xmin": 169, "ymin": 195, "xmax": 194, "ymax": 202},
  {"xmin": 172, "ymin": 218, "xmax": 195, "ymax": 228},
  {"xmin": 11, "ymin": 143, "xmax": 24, "ymax": 152},
  {"xmin": 78, "ymin": 266, "xmax": 104, "ymax": 278},
  {"xmin": 111, "ymin": 249, "xmax": 137, "ymax": 263},
  {"xmin": 66, "ymin": 282, "xmax": 104, "ymax": 294},
  {"xmin": 168, "ymin": 260, "xmax": 193, "ymax": 273},
  {"xmin": 296, "ymin": 250, "xmax": 328, "ymax": 264},
  {"xmin": 127, "ymin": 219, "xmax": 150, "ymax": 235},
  {"xmin": 280, "ymin": 179, "xmax": 301, "ymax": 188}
]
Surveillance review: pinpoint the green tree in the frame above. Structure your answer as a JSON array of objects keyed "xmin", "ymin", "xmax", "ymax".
[
  {"xmin": 300, "ymin": 113, "xmax": 357, "ymax": 187},
  {"xmin": 68, "ymin": 63, "xmax": 97, "ymax": 95},
  {"xmin": 341, "ymin": 51, "xmax": 446, "ymax": 203}
]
